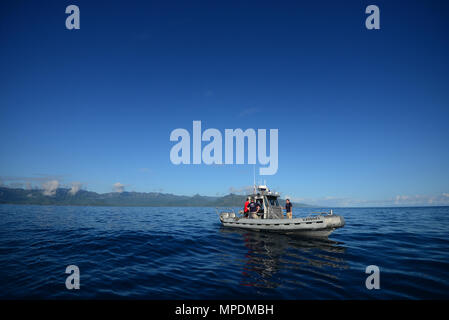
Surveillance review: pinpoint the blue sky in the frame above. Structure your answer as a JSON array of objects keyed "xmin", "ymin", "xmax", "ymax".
[{"xmin": 1, "ymin": 0, "xmax": 448, "ymax": 206}]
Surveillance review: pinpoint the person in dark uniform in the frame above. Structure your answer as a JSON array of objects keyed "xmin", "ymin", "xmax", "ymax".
[
  {"xmin": 285, "ymin": 199, "xmax": 293, "ymax": 219},
  {"xmin": 248, "ymin": 198, "xmax": 260, "ymax": 219}
]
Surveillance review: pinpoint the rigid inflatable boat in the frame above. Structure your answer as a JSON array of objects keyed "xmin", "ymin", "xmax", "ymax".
[{"xmin": 217, "ymin": 185, "xmax": 345, "ymax": 237}]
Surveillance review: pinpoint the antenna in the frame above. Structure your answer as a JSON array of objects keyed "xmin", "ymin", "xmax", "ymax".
[{"xmin": 253, "ymin": 164, "xmax": 256, "ymax": 193}]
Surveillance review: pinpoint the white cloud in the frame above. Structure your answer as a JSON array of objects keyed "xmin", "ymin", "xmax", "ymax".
[
  {"xmin": 392, "ymin": 194, "xmax": 449, "ymax": 206},
  {"xmin": 42, "ymin": 180, "xmax": 59, "ymax": 196},
  {"xmin": 291, "ymin": 193, "xmax": 449, "ymax": 207},
  {"xmin": 8, "ymin": 182, "xmax": 23, "ymax": 189},
  {"xmin": 291, "ymin": 196, "xmax": 360, "ymax": 207},
  {"xmin": 113, "ymin": 182, "xmax": 125, "ymax": 193},
  {"xmin": 1, "ymin": 174, "xmax": 65, "ymax": 192},
  {"xmin": 229, "ymin": 185, "xmax": 254, "ymax": 195},
  {"xmin": 69, "ymin": 182, "xmax": 82, "ymax": 195},
  {"xmin": 395, "ymin": 195, "xmax": 410, "ymax": 203}
]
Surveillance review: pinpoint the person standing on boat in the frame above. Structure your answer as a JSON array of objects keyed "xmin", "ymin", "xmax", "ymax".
[
  {"xmin": 248, "ymin": 198, "xmax": 260, "ymax": 219},
  {"xmin": 285, "ymin": 199, "xmax": 293, "ymax": 219},
  {"xmin": 243, "ymin": 197, "xmax": 250, "ymax": 217}
]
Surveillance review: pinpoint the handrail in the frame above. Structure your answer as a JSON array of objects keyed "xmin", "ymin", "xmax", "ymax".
[{"xmin": 215, "ymin": 207, "xmax": 236, "ymax": 215}]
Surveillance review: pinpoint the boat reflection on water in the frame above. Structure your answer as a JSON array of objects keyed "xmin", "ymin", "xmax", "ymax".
[{"xmin": 219, "ymin": 227, "xmax": 348, "ymax": 289}]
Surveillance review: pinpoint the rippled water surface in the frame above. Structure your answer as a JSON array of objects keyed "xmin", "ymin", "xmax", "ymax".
[{"xmin": 0, "ymin": 205, "xmax": 448, "ymax": 299}]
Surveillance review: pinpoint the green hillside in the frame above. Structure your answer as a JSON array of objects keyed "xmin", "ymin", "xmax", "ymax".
[{"xmin": 0, "ymin": 187, "xmax": 310, "ymax": 207}]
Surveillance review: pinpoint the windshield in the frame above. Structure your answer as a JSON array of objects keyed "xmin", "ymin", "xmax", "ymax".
[{"xmin": 267, "ymin": 196, "xmax": 279, "ymax": 207}]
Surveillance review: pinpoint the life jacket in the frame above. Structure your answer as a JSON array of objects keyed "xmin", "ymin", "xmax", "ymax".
[{"xmin": 244, "ymin": 201, "xmax": 250, "ymax": 213}]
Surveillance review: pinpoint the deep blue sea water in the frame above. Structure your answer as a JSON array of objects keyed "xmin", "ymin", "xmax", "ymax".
[{"xmin": 0, "ymin": 204, "xmax": 448, "ymax": 299}]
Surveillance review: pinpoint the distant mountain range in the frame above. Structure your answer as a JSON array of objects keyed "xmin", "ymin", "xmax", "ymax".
[{"xmin": 0, "ymin": 187, "xmax": 310, "ymax": 207}]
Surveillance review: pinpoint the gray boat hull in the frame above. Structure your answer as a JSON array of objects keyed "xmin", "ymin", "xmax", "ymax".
[{"xmin": 219, "ymin": 213, "xmax": 345, "ymax": 237}]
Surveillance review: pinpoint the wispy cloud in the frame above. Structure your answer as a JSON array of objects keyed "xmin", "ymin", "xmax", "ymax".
[
  {"xmin": 8, "ymin": 182, "xmax": 24, "ymax": 189},
  {"xmin": 69, "ymin": 182, "xmax": 82, "ymax": 195},
  {"xmin": 292, "ymin": 196, "xmax": 358, "ymax": 207},
  {"xmin": 42, "ymin": 180, "xmax": 59, "ymax": 196},
  {"xmin": 113, "ymin": 182, "xmax": 125, "ymax": 193},
  {"xmin": 392, "ymin": 194, "xmax": 449, "ymax": 206},
  {"xmin": 1, "ymin": 174, "xmax": 65, "ymax": 190},
  {"xmin": 292, "ymin": 193, "xmax": 449, "ymax": 207},
  {"xmin": 228, "ymin": 185, "xmax": 254, "ymax": 195}
]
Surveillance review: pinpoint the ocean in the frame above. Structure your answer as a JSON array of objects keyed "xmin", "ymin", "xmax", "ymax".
[{"xmin": 0, "ymin": 204, "xmax": 448, "ymax": 299}]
